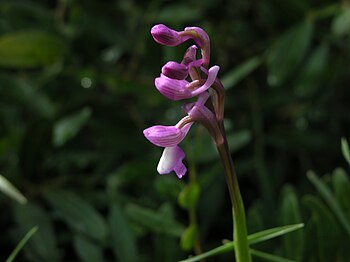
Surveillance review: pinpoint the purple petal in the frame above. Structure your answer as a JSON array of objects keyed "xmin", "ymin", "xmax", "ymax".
[
  {"xmin": 184, "ymin": 26, "xmax": 210, "ymax": 48},
  {"xmin": 190, "ymin": 65, "xmax": 220, "ymax": 96},
  {"xmin": 155, "ymin": 75, "xmax": 191, "ymax": 100},
  {"xmin": 162, "ymin": 61, "xmax": 188, "ymax": 80},
  {"xmin": 182, "ymin": 45, "xmax": 197, "ymax": 65},
  {"xmin": 154, "ymin": 66, "xmax": 218, "ymax": 101},
  {"xmin": 143, "ymin": 122, "xmax": 193, "ymax": 147},
  {"xmin": 157, "ymin": 146, "xmax": 187, "ymax": 178},
  {"xmin": 151, "ymin": 24, "xmax": 183, "ymax": 46}
]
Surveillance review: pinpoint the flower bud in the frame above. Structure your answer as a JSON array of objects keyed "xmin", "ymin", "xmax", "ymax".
[
  {"xmin": 151, "ymin": 24, "xmax": 183, "ymax": 46},
  {"xmin": 182, "ymin": 45, "xmax": 197, "ymax": 65},
  {"xmin": 161, "ymin": 61, "xmax": 188, "ymax": 80}
]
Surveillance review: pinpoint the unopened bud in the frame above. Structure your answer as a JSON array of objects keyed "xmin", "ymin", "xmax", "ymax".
[
  {"xmin": 162, "ymin": 61, "xmax": 188, "ymax": 80},
  {"xmin": 151, "ymin": 24, "xmax": 182, "ymax": 46}
]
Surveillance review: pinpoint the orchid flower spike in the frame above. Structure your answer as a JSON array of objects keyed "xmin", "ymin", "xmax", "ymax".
[
  {"xmin": 145, "ymin": 24, "xmax": 222, "ymax": 179},
  {"xmin": 155, "ymin": 65, "xmax": 220, "ymax": 101}
]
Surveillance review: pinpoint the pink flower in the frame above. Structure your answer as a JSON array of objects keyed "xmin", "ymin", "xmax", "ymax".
[
  {"xmin": 155, "ymin": 65, "xmax": 220, "ymax": 101},
  {"xmin": 143, "ymin": 116, "xmax": 193, "ymax": 178}
]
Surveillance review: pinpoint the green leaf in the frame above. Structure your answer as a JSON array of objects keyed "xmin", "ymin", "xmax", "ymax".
[
  {"xmin": 267, "ymin": 21, "xmax": 313, "ymax": 87},
  {"xmin": 109, "ymin": 203, "xmax": 138, "ymax": 262},
  {"xmin": 250, "ymin": 249, "xmax": 296, "ymax": 262},
  {"xmin": 331, "ymin": 7, "xmax": 350, "ymax": 36},
  {"xmin": 341, "ymin": 137, "xmax": 350, "ymax": 166},
  {"xmin": 0, "ymin": 30, "xmax": 65, "ymax": 68},
  {"xmin": 179, "ymin": 242, "xmax": 231, "ymax": 262},
  {"xmin": 180, "ymin": 224, "xmax": 198, "ymax": 251},
  {"xmin": 45, "ymin": 190, "xmax": 108, "ymax": 241},
  {"xmin": 303, "ymin": 195, "xmax": 340, "ymax": 262},
  {"xmin": 227, "ymin": 130, "xmax": 252, "ymax": 153},
  {"xmin": 0, "ymin": 74, "xmax": 56, "ymax": 119},
  {"xmin": 53, "ymin": 107, "xmax": 92, "ymax": 147},
  {"xmin": 307, "ymin": 171, "xmax": 350, "ymax": 237},
  {"xmin": 221, "ymin": 56, "xmax": 262, "ymax": 89},
  {"xmin": 125, "ymin": 204, "xmax": 185, "ymax": 237},
  {"xmin": 6, "ymin": 227, "xmax": 38, "ymax": 262},
  {"xmin": 178, "ymin": 183, "xmax": 201, "ymax": 210},
  {"xmin": 332, "ymin": 168, "xmax": 350, "ymax": 212},
  {"xmin": 179, "ymin": 224, "xmax": 304, "ymax": 262},
  {"xmin": 13, "ymin": 202, "xmax": 60, "ymax": 261},
  {"xmin": 73, "ymin": 234, "xmax": 104, "ymax": 262},
  {"xmin": 248, "ymin": 223, "xmax": 304, "ymax": 245},
  {"xmin": 0, "ymin": 175, "xmax": 27, "ymax": 204},
  {"xmin": 294, "ymin": 43, "xmax": 329, "ymax": 96},
  {"xmin": 279, "ymin": 185, "xmax": 303, "ymax": 261},
  {"xmin": 303, "ymin": 216, "xmax": 319, "ymax": 262}
]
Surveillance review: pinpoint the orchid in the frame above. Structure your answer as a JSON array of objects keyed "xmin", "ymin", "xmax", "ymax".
[
  {"xmin": 144, "ymin": 24, "xmax": 222, "ymax": 179},
  {"xmin": 143, "ymin": 24, "xmax": 252, "ymax": 261}
]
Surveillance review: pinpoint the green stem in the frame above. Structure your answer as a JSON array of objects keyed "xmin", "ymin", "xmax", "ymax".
[
  {"xmin": 216, "ymin": 130, "xmax": 252, "ymax": 262},
  {"xmin": 188, "ymin": 161, "xmax": 203, "ymax": 256}
]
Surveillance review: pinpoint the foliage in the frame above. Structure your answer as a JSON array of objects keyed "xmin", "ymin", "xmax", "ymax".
[{"xmin": 0, "ymin": 0, "xmax": 350, "ymax": 261}]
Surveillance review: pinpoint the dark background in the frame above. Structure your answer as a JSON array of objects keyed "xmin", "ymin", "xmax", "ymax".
[{"xmin": 0, "ymin": 0, "xmax": 350, "ymax": 261}]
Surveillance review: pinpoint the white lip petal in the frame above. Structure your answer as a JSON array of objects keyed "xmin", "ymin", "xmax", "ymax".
[{"xmin": 157, "ymin": 146, "xmax": 186, "ymax": 177}]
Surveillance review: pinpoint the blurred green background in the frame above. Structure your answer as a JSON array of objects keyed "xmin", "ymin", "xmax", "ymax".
[{"xmin": 1, "ymin": 0, "xmax": 350, "ymax": 261}]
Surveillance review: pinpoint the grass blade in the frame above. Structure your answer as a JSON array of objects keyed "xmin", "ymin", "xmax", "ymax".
[
  {"xmin": 221, "ymin": 56, "xmax": 262, "ymax": 89},
  {"xmin": 6, "ymin": 226, "xmax": 39, "ymax": 262},
  {"xmin": 250, "ymin": 249, "xmax": 296, "ymax": 262},
  {"xmin": 248, "ymin": 223, "xmax": 304, "ymax": 245},
  {"xmin": 341, "ymin": 137, "xmax": 350, "ymax": 166},
  {"xmin": 178, "ymin": 242, "xmax": 233, "ymax": 262},
  {"xmin": 307, "ymin": 171, "xmax": 350, "ymax": 238},
  {"xmin": 0, "ymin": 175, "xmax": 27, "ymax": 204},
  {"xmin": 179, "ymin": 223, "xmax": 304, "ymax": 262}
]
